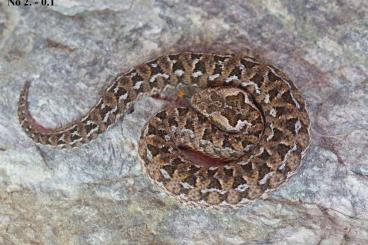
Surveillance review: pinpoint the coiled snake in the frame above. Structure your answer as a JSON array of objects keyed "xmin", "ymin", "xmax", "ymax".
[{"xmin": 18, "ymin": 52, "xmax": 310, "ymax": 207}]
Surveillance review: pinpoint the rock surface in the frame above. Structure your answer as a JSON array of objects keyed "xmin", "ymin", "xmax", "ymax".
[{"xmin": 0, "ymin": 0, "xmax": 367, "ymax": 244}]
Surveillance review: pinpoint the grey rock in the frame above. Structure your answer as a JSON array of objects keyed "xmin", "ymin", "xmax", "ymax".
[{"xmin": 0, "ymin": 0, "xmax": 367, "ymax": 244}]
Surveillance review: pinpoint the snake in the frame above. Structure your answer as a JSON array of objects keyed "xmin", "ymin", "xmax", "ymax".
[{"xmin": 18, "ymin": 52, "xmax": 310, "ymax": 208}]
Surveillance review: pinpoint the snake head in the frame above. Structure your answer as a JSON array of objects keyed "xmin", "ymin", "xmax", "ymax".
[{"xmin": 191, "ymin": 87, "xmax": 264, "ymax": 134}]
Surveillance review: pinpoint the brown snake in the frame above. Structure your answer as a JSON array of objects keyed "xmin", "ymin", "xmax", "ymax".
[{"xmin": 18, "ymin": 52, "xmax": 310, "ymax": 207}]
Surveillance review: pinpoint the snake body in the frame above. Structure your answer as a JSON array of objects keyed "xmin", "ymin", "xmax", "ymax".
[{"xmin": 18, "ymin": 52, "xmax": 310, "ymax": 207}]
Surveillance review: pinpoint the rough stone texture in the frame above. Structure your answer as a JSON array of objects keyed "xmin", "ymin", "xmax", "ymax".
[{"xmin": 0, "ymin": 0, "xmax": 367, "ymax": 244}]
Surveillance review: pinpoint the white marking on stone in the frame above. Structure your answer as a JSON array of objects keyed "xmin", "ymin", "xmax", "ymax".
[
  {"xmin": 208, "ymin": 74, "xmax": 220, "ymax": 81},
  {"xmin": 174, "ymin": 69, "xmax": 184, "ymax": 77},
  {"xmin": 150, "ymin": 63, "xmax": 158, "ymax": 68},
  {"xmin": 192, "ymin": 71, "xmax": 203, "ymax": 78}
]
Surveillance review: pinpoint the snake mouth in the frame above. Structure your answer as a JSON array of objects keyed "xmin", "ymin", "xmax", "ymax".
[{"xmin": 177, "ymin": 145, "xmax": 234, "ymax": 168}]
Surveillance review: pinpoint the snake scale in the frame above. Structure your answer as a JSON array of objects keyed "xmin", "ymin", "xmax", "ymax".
[{"xmin": 18, "ymin": 52, "xmax": 310, "ymax": 208}]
